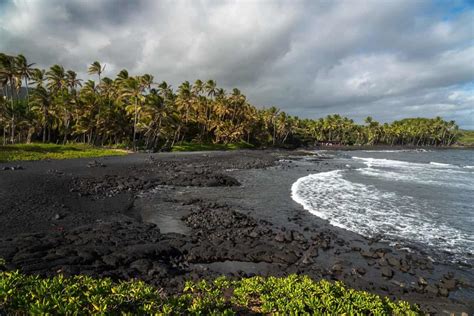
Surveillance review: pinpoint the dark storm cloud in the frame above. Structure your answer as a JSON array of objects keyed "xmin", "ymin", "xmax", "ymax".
[{"xmin": 1, "ymin": 0, "xmax": 473, "ymax": 127}]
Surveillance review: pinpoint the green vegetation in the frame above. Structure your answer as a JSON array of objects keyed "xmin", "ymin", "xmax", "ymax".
[
  {"xmin": 1, "ymin": 53, "xmax": 460, "ymax": 150},
  {"xmin": 457, "ymin": 130, "xmax": 474, "ymax": 146},
  {"xmin": 0, "ymin": 271, "xmax": 420, "ymax": 315},
  {"xmin": 172, "ymin": 141, "xmax": 254, "ymax": 152},
  {"xmin": 0, "ymin": 143, "xmax": 126, "ymax": 162}
]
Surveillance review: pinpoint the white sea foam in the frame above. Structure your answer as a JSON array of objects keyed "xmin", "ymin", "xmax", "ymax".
[
  {"xmin": 429, "ymin": 161, "xmax": 458, "ymax": 168},
  {"xmin": 360, "ymin": 149, "xmax": 431, "ymax": 153},
  {"xmin": 291, "ymin": 170, "xmax": 474, "ymax": 263},
  {"xmin": 354, "ymin": 157, "xmax": 459, "ymax": 169},
  {"xmin": 353, "ymin": 157, "xmax": 424, "ymax": 168},
  {"xmin": 352, "ymin": 156, "xmax": 473, "ymax": 190}
]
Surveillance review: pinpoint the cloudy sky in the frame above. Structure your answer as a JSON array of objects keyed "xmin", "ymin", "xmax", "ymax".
[{"xmin": 1, "ymin": 0, "xmax": 473, "ymax": 128}]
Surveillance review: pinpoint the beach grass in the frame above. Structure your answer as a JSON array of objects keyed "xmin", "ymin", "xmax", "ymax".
[
  {"xmin": 0, "ymin": 271, "xmax": 420, "ymax": 315},
  {"xmin": 458, "ymin": 130, "xmax": 474, "ymax": 146},
  {"xmin": 172, "ymin": 141, "xmax": 254, "ymax": 152},
  {"xmin": 0, "ymin": 143, "xmax": 127, "ymax": 162}
]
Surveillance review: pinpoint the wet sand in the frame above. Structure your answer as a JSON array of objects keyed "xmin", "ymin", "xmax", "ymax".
[{"xmin": 0, "ymin": 150, "xmax": 472, "ymax": 314}]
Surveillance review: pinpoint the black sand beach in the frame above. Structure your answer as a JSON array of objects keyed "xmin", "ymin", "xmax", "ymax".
[{"xmin": 0, "ymin": 150, "xmax": 472, "ymax": 314}]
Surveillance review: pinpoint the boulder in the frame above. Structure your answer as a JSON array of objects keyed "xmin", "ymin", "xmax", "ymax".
[
  {"xmin": 441, "ymin": 278, "xmax": 456, "ymax": 290},
  {"xmin": 381, "ymin": 267, "xmax": 394, "ymax": 278},
  {"xmin": 424, "ymin": 285, "xmax": 438, "ymax": 295},
  {"xmin": 418, "ymin": 277, "xmax": 428, "ymax": 286},
  {"xmin": 386, "ymin": 255, "xmax": 400, "ymax": 268}
]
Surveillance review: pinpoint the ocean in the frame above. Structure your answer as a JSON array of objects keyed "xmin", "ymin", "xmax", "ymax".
[{"xmin": 291, "ymin": 149, "xmax": 474, "ymax": 266}]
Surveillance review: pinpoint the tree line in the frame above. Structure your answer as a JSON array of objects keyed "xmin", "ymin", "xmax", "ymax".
[{"xmin": 0, "ymin": 53, "xmax": 460, "ymax": 150}]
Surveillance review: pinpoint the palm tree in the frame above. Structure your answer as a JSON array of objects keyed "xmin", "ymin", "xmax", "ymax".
[
  {"xmin": 66, "ymin": 70, "xmax": 82, "ymax": 92},
  {"xmin": 140, "ymin": 74, "xmax": 154, "ymax": 91},
  {"xmin": 193, "ymin": 79, "xmax": 204, "ymax": 96},
  {"xmin": 46, "ymin": 65, "xmax": 66, "ymax": 93},
  {"xmin": 16, "ymin": 54, "xmax": 35, "ymax": 110},
  {"xmin": 177, "ymin": 81, "xmax": 192, "ymax": 123},
  {"xmin": 115, "ymin": 69, "xmax": 129, "ymax": 86},
  {"xmin": 118, "ymin": 77, "xmax": 144, "ymax": 150},
  {"xmin": 31, "ymin": 86, "xmax": 51, "ymax": 142},
  {"xmin": 0, "ymin": 52, "xmax": 463, "ymax": 148},
  {"xmin": 266, "ymin": 106, "xmax": 280, "ymax": 145},
  {"xmin": 0, "ymin": 53, "xmax": 19, "ymax": 142},
  {"xmin": 205, "ymin": 80, "xmax": 217, "ymax": 98},
  {"xmin": 88, "ymin": 61, "xmax": 105, "ymax": 84},
  {"xmin": 31, "ymin": 69, "xmax": 46, "ymax": 88}
]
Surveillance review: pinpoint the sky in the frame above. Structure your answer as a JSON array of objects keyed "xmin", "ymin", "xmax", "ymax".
[{"xmin": 1, "ymin": 0, "xmax": 473, "ymax": 128}]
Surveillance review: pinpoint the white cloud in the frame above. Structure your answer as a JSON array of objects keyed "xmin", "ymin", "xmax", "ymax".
[{"xmin": 0, "ymin": 0, "xmax": 472, "ymax": 127}]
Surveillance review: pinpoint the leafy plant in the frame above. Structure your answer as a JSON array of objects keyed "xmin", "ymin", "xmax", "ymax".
[
  {"xmin": 0, "ymin": 271, "xmax": 421, "ymax": 315},
  {"xmin": 0, "ymin": 143, "xmax": 127, "ymax": 162},
  {"xmin": 171, "ymin": 141, "xmax": 254, "ymax": 152}
]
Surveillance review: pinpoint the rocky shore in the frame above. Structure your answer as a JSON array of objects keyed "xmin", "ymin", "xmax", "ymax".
[{"xmin": 0, "ymin": 150, "xmax": 472, "ymax": 314}]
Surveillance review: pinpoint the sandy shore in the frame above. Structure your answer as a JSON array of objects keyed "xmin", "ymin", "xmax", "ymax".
[{"xmin": 0, "ymin": 150, "xmax": 472, "ymax": 314}]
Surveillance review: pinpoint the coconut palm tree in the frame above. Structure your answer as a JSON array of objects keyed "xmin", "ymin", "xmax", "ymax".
[
  {"xmin": 46, "ymin": 65, "xmax": 66, "ymax": 93},
  {"xmin": 0, "ymin": 53, "xmax": 20, "ymax": 142},
  {"xmin": 0, "ymin": 52, "xmax": 463, "ymax": 148},
  {"xmin": 118, "ymin": 76, "xmax": 144, "ymax": 150},
  {"xmin": 16, "ymin": 54, "xmax": 35, "ymax": 109},
  {"xmin": 88, "ymin": 61, "xmax": 105, "ymax": 84},
  {"xmin": 30, "ymin": 86, "xmax": 51, "ymax": 142}
]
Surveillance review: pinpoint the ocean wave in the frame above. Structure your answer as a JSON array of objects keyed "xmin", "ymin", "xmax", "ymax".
[
  {"xmin": 360, "ymin": 149, "xmax": 431, "ymax": 153},
  {"xmin": 357, "ymin": 167, "xmax": 473, "ymax": 190},
  {"xmin": 429, "ymin": 161, "xmax": 459, "ymax": 168},
  {"xmin": 352, "ymin": 157, "xmax": 424, "ymax": 168},
  {"xmin": 352, "ymin": 157, "xmax": 473, "ymax": 190},
  {"xmin": 353, "ymin": 156, "xmax": 465, "ymax": 170},
  {"xmin": 291, "ymin": 170, "xmax": 473, "ymax": 264}
]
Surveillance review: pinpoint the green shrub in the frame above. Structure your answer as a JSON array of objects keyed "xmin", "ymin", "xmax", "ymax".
[
  {"xmin": 0, "ymin": 143, "xmax": 127, "ymax": 162},
  {"xmin": 0, "ymin": 271, "xmax": 421, "ymax": 315},
  {"xmin": 457, "ymin": 130, "xmax": 474, "ymax": 146},
  {"xmin": 171, "ymin": 141, "xmax": 254, "ymax": 152}
]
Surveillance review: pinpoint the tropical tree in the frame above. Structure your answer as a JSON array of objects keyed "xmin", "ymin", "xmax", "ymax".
[
  {"xmin": 88, "ymin": 61, "xmax": 105, "ymax": 83},
  {"xmin": 0, "ymin": 52, "xmax": 461, "ymax": 149},
  {"xmin": 118, "ymin": 76, "xmax": 145, "ymax": 150},
  {"xmin": 15, "ymin": 54, "xmax": 35, "ymax": 109}
]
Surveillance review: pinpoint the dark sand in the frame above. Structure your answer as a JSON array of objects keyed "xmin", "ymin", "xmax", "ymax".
[{"xmin": 0, "ymin": 150, "xmax": 472, "ymax": 314}]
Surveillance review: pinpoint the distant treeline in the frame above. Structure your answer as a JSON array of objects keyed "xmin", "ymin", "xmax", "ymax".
[{"xmin": 0, "ymin": 53, "xmax": 460, "ymax": 150}]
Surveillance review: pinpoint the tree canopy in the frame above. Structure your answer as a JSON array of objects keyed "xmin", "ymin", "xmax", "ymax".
[{"xmin": 0, "ymin": 53, "xmax": 460, "ymax": 149}]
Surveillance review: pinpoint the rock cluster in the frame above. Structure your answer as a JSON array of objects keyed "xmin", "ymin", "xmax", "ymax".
[{"xmin": 70, "ymin": 172, "xmax": 240, "ymax": 198}]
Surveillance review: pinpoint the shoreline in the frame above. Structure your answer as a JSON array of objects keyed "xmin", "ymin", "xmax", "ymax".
[
  {"xmin": 0, "ymin": 150, "xmax": 472, "ymax": 313},
  {"xmin": 306, "ymin": 144, "xmax": 474, "ymax": 151}
]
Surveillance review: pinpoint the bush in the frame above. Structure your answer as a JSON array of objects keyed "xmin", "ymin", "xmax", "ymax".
[
  {"xmin": 0, "ymin": 143, "xmax": 127, "ymax": 162},
  {"xmin": 171, "ymin": 141, "xmax": 254, "ymax": 152},
  {"xmin": 0, "ymin": 271, "xmax": 421, "ymax": 315}
]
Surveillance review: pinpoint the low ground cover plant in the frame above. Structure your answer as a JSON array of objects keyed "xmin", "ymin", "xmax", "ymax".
[
  {"xmin": 0, "ymin": 271, "xmax": 421, "ymax": 315},
  {"xmin": 0, "ymin": 143, "xmax": 126, "ymax": 162}
]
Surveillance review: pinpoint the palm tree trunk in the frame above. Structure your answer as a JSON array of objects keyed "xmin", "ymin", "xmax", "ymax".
[
  {"xmin": 133, "ymin": 98, "xmax": 138, "ymax": 151},
  {"xmin": 63, "ymin": 119, "xmax": 69, "ymax": 144},
  {"xmin": 25, "ymin": 77, "xmax": 30, "ymax": 111},
  {"xmin": 272, "ymin": 117, "xmax": 276, "ymax": 145},
  {"xmin": 9, "ymin": 81, "xmax": 15, "ymax": 143}
]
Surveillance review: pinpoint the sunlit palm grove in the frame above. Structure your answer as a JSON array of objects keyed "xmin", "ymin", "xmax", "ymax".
[{"xmin": 0, "ymin": 53, "xmax": 460, "ymax": 150}]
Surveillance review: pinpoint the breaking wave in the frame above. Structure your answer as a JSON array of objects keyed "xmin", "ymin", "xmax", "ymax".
[{"xmin": 291, "ymin": 155, "xmax": 474, "ymax": 264}]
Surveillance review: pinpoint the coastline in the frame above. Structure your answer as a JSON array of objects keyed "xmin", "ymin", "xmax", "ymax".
[{"xmin": 0, "ymin": 150, "xmax": 472, "ymax": 314}]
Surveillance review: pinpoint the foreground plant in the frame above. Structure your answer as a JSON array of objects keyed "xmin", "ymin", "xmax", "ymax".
[{"xmin": 0, "ymin": 271, "xmax": 421, "ymax": 315}]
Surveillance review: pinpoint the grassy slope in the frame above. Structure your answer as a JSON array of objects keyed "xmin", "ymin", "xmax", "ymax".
[
  {"xmin": 457, "ymin": 130, "xmax": 474, "ymax": 146},
  {"xmin": 0, "ymin": 143, "xmax": 127, "ymax": 162},
  {"xmin": 0, "ymin": 271, "xmax": 420, "ymax": 315},
  {"xmin": 171, "ymin": 141, "xmax": 254, "ymax": 152}
]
